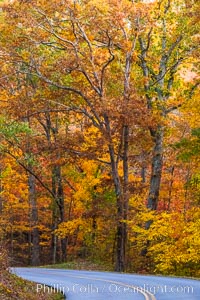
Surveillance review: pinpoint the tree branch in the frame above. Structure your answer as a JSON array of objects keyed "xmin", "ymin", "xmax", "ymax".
[{"xmin": 5, "ymin": 150, "xmax": 55, "ymax": 199}]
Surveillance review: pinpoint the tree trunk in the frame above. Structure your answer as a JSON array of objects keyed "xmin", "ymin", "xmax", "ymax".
[
  {"xmin": 109, "ymin": 144, "xmax": 125, "ymax": 272},
  {"xmin": 39, "ymin": 113, "xmax": 67, "ymax": 263},
  {"xmin": 167, "ymin": 166, "xmax": 174, "ymax": 211},
  {"xmin": 120, "ymin": 124, "xmax": 129, "ymax": 271},
  {"xmin": 115, "ymin": 209, "xmax": 126, "ymax": 272},
  {"xmin": 51, "ymin": 201, "xmax": 58, "ymax": 265},
  {"xmin": 140, "ymin": 129, "xmax": 164, "ymax": 256},
  {"xmin": 104, "ymin": 112, "xmax": 125, "ymax": 272},
  {"xmin": 115, "ymin": 45, "xmax": 132, "ymax": 272},
  {"xmin": 28, "ymin": 173, "xmax": 40, "ymax": 266},
  {"xmin": 106, "ymin": 123, "xmax": 129, "ymax": 272},
  {"xmin": 147, "ymin": 128, "xmax": 164, "ymax": 211},
  {"xmin": 52, "ymin": 165, "xmax": 67, "ymax": 263},
  {"xmin": 144, "ymin": 127, "xmax": 164, "ymax": 233}
]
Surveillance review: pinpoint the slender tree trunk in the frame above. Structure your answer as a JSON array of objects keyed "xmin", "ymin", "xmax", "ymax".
[
  {"xmin": 114, "ymin": 44, "xmax": 133, "ymax": 271},
  {"xmin": 147, "ymin": 128, "xmax": 164, "ymax": 211},
  {"xmin": 104, "ymin": 113, "xmax": 126, "ymax": 272},
  {"xmin": 105, "ymin": 118, "xmax": 129, "ymax": 272},
  {"xmin": 104, "ymin": 40, "xmax": 132, "ymax": 271},
  {"xmin": 91, "ymin": 216, "xmax": 97, "ymax": 244},
  {"xmin": 51, "ymin": 234, "xmax": 57, "ymax": 265},
  {"xmin": 115, "ymin": 124, "xmax": 129, "ymax": 272},
  {"xmin": 52, "ymin": 165, "xmax": 67, "ymax": 262},
  {"xmin": 140, "ymin": 128, "xmax": 164, "ymax": 257},
  {"xmin": 51, "ymin": 198, "xmax": 58, "ymax": 265},
  {"xmin": 39, "ymin": 113, "xmax": 67, "ymax": 263},
  {"xmin": 121, "ymin": 124, "xmax": 129, "ymax": 270},
  {"xmin": 28, "ymin": 173, "xmax": 40, "ymax": 266},
  {"xmin": 109, "ymin": 143, "xmax": 125, "ymax": 272},
  {"xmin": 167, "ymin": 166, "xmax": 174, "ymax": 211},
  {"xmin": 141, "ymin": 166, "xmax": 146, "ymax": 183}
]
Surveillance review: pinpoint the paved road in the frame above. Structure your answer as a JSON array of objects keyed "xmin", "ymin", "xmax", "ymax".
[{"xmin": 12, "ymin": 268, "xmax": 200, "ymax": 300}]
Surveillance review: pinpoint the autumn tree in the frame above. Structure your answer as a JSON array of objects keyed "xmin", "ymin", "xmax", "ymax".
[
  {"xmin": 0, "ymin": 0, "xmax": 199, "ymax": 272},
  {"xmin": 136, "ymin": 0, "xmax": 199, "ymax": 214},
  {"xmin": 1, "ymin": 0, "xmax": 149, "ymax": 271}
]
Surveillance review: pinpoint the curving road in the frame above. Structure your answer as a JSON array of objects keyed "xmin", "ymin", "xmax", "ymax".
[{"xmin": 11, "ymin": 268, "xmax": 200, "ymax": 300}]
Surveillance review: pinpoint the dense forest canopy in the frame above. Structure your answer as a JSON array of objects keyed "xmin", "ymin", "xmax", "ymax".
[{"xmin": 0, "ymin": 0, "xmax": 199, "ymax": 275}]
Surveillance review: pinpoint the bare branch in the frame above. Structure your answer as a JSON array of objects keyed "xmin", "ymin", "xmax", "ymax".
[
  {"xmin": 64, "ymin": 178, "xmax": 76, "ymax": 192},
  {"xmin": 5, "ymin": 150, "xmax": 55, "ymax": 199},
  {"xmin": 80, "ymin": 69, "xmax": 102, "ymax": 95},
  {"xmin": 25, "ymin": 66, "xmax": 103, "ymax": 128},
  {"xmin": 100, "ymin": 31, "xmax": 115, "ymax": 93},
  {"xmin": 166, "ymin": 103, "xmax": 182, "ymax": 114}
]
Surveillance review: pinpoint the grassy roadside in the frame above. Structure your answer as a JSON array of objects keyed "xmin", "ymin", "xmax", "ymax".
[
  {"xmin": 0, "ymin": 245, "xmax": 65, "ymax": 300},
  {"xmin": 41, "ymin": 258, "xmax": 113, "ymax": 272},
  {"xmin": 0, "ymin": 269, "xmax": 65, "ymax": 300},
  {"xmin": 0, "ymin": 258, "xmax": 110, "ymax": 300}
]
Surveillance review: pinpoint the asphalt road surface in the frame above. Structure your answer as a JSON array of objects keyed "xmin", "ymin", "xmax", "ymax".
[{"xmin": 12, "ymin": 268, "xmax": 200, "ymax": 300}]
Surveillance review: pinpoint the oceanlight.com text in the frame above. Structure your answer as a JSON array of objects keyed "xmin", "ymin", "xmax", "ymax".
[{"xmin": 36, "ymin": 282, "xmax": 194, "ymax": 295}]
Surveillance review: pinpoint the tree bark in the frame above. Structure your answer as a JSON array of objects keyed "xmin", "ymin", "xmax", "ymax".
[
  {"xmin": 104, "ymin": 113, "xmax": 125, "ymax": 272},
  {"xmin": 147, "ymin": 128, "xmax": 164, "ymax": 211},
  {"xmin": 105, "ymin": 116, "xmax": 129, "ymax": 272},
  {"xmin": 167, "ymin": 166, "xmax": 174, "ymax": 211},
  {"xmin": 52, "ymin": 164, "xmax": 67, "ymax": 262},
  {"xmin": 115, "ymin": 126, "xmax": 129, "ymax": 272},
  {"xmin": 28, "ymin": 173, "xmax": 40, "ymax": 266},
  {"xmin": 39, "ymin": 113, "xmax": 67, "ymax": 263},
  {"xmin": 108, "ymin": 141, "xmax": 125, "ymax": 272},
  {"xmin": 121, "ymin": 124, "xmax": 129, "ymax": 270}
]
